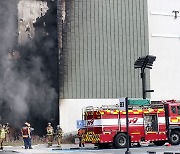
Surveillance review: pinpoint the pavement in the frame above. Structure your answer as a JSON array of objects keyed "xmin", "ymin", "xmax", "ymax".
[
  {"xmin": 1, "ymin": 143, "xmax": 180, "ymax": 154},
  {"xmin": 0, "ymin": 143, "xmax": 94, "ymax": 153}
]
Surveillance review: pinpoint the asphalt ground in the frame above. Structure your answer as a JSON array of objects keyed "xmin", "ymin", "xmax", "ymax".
[{"xmin": 1, "ymin": 143, "xmax": 180, "ymax": 154}]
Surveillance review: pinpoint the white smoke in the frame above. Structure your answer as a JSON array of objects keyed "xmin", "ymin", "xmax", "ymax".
[{"xmin": 0, "ymin": 0, "xmax": 58, "ymax": 128}]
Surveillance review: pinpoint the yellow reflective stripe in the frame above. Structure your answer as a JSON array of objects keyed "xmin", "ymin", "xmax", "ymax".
[
  {"xmin": 133, "ymin": 112, "xmax": 139, "ymax": 114},
  {"xmin": 131, "ymin": 132, "xmax": 140, "ymax": 135},
  {"xmin": 158, "ymin": 109, "xmax": 164, "ymax": 112},
  {"xmin": 149, "ymin": 109, "xmax": 153, "ymax": 112},
  {"xmin": 146, "ymin": 132, "xmax": 157, "ymax": 134},
  {"xmin": 82, "ymin": 132, "xmax": 100, "ymax": 143},
  {"xmin": 159, "ymin": 132, "xmax": 166, "ymax": 134},
  {"xmin": 103, "ymin": 132, "xmax": 111, "ymax": 134},
  {"xmin": 171, "ymin": 119, "xmax": 178, "ymax": 122}
]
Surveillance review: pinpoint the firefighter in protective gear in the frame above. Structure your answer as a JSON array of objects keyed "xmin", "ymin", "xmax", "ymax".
[
  {"xmin": 5, "ymin": 123, "xmax": 10, "ymax": 142},
  {"xmin": 0, "ymin": 124, "xmax": 6, "ymax": 150},
  {"xmin": 21, "ymin": 122, "xmax": 32, "ymax": 149},
  {"xmin": 46, "ymin": 122, "xmax": 54, "ymax": 147},
  {"xmin": 56, "ymin": 125, "xmax": 63, "ymax": 147},
  {"xmin": 27, "ymin": 123, "xmax": 34, "ymax": 149},
  {"xmin": 78, "ymin": 128, "xmax": 85, "ymax": 147}
]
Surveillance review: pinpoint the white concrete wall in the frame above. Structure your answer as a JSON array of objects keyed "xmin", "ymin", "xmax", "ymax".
[
  {"xmin": 18, "ymin": 0, "xmax": 48, "ymax": 44},
  {"xmin": 148, "ymin": 0, "xmax": 180, "ymax": 100},
  {"xmin": 60, "ymin": 99, "xmax": 120, "ymax": 134}
]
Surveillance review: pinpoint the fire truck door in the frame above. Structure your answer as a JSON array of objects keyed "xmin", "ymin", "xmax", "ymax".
[
  {"xmin": 144, "ymin": 114, "xmax": 158, "ymax": 142},
  {"xmin": 170, "ymin": 105, "xmax": 177, "ymax": 116},
  {"xmin": 144, "ymin": 114, "xmax": 158, "ymax": 132},
  {"xmin": 169, "ymin": 105, "xmax": 179, "ymax": 124}
]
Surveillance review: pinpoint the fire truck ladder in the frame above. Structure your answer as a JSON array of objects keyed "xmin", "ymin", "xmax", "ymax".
[
  {"xmin": 100, "ymin": 104, "xmax": 120, "ymax": 110},
  {"xmin": 99, "ymin": 104, "xmax": 122, "ymax": 131},
  {"xmin": 85, "ymin": 106, "xmax": 99, "ymax": 112},
  {"xmin": 151, "ymin": 101, "xmax": 164, "ymax": 109}
]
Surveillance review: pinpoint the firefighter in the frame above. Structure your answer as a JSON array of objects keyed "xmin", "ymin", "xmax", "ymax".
[
  {"xmin": 56, "ymin": 125, "xmax": 63, "ymax": 147},
  {"xmin": 27, "ymin": 123, "xmax": 34, "ymax": 149},
  {"xmin": 78, "ymin": 128, "xmax": 85, "ymax": 147},
  {"xmin": 4, "ymin": 123, "xmax": 10, "ymax": 142},
  {"xmin": 46, "ymin": 122, "xmax": 54, "ymax": 147},
  {"xmin": 21, "ymin": 122, "xmax": 32, "ymax": 149},
  {"xmin": 0, "ymin": 124, "xmax": 6, "ymax": 150}
]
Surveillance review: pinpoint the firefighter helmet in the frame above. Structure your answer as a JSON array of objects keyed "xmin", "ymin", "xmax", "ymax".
[{"xmin": 25, "ymin": 122, "xmax": 30, "ymax": 127}]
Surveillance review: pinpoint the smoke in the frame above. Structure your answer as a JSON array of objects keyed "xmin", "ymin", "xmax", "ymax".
[
  {"xmin": 0, "ymin": 0, "xmax": 19, "ymax": 104},
  {"xmin": 0, "ymin": 0, "xmax": 59, "ymax": 132}
]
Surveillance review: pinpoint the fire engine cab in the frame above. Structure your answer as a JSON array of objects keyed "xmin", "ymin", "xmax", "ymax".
[{"xmin": 81, "ymin": 100, "xmax": 180, "ymax": 148}]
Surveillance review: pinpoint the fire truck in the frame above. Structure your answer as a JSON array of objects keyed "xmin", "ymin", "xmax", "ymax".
[{"xmin": 81, "ymin": 100, "xmax": 180, "ymax": 148}]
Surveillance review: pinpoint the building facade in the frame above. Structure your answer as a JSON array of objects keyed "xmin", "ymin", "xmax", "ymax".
[
  {"xmin": 58, "ymin": 0, "xmax": 150, "ymax": 133},
  {"xmin": 148, "ymin": 0, "xmax": 180, "ymax": 100}
]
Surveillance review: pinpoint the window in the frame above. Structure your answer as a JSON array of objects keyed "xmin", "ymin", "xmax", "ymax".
[
  {"xmin": 171, "ymin": 106, "xmax": 177, "ymax": 114},
  {"xmin": 177, "ymin": 106, "xmax": 180, "ymax": 115}
]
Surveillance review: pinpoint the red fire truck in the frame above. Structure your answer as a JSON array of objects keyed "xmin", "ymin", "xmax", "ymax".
[{"xmin": 81, "ymin": 100, "xmax": 180, "ymax": 148}]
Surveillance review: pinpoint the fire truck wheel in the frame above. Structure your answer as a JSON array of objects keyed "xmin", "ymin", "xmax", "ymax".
[
  {"xmin": 169, "ymin": 130, "xmax": 180, "ymax": 145},
  {"xmin": 114, "ymin": 133, "xmax": 128, "ymax": 148},
  {"xmin": 153, "ymin": 141, "xmax": 166, "ymax": 146}
]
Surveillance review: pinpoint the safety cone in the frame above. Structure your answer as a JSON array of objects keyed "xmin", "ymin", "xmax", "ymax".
[{"xmin": 166, "ymin": 143, "xmax": 172, "ymax": 146}]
